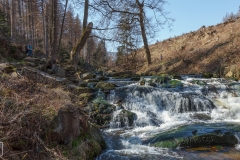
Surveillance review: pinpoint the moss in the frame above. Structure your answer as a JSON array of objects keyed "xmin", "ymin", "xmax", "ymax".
[
  {"xmin": 163, "ymin": 79, "xmax": 183, "ymax": 88},
  {"xmin": 153, "ymin": 138, "xmax": 183, "ymax": 148},
  {"xmin": 95, "ymin": 81, "xmax": 116, "ymax": 91},
  {"xmin": 79, "ymin": 93, "xmax": 95, "ymax": 101}
]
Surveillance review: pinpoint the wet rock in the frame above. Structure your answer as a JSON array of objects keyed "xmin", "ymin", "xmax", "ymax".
[
  {"xmin": 139, "ymin": 80, "xmax": 145, "ymax": 85},
  {"xmin": 190, "ymin": 113, "xmax": 211, "ymax": 120},
  {"xmin": 173, "ymin": 92, "xmax": 216, "ymax": 113},
  {"xmin": 179, "ymin": 133, "xmax": 238, "ymax": 148},
  {"xmin": 117, "ymin": 110, "xmax": 137, "ymax": 127},
  {"xmin": 95, "ymin": 81, "xmax": 117, "ymax": 91},
  {"xmin": 90, "ymin": 99, "xmax": 116, "ymax": 126},
  {"xmin": 149, "ymin": 82, "xmax": 157, "ymax": 87}
]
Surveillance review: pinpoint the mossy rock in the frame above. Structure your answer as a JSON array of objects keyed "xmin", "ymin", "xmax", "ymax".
[
  {"xmin": 149, "ymin": 82, "xmax": 157, "ymax": 87},
  {"xmin": 90, "ymin": 99, "xmax": 116, "ymax": 126},
  {"xmin": 118, "ymin": 109, "xmax": 137, "ymax": 127},
  {"xmin": 95, "ymin": 81, "xmax": 117, "ymax": 91},
  {"xmin": 79, "ymin": 93, "xmax": 96, "ymax": 102},
  {"xmin": 139, "ymin": 80, "xmax": 145, "ymax": 85},
  {"xmin": 153, "ymin": 138, "xmax": 183, "ymax": 148},
  {"xmin": 67, "ymin": 84, "xmax": 95, "ymax": 94},
  {"xmin": 179, "ymin": 133, "xmax": 238, "ymax": 148},
  {"xmin": 162, "ymin": 79, "xmax": 183, "ymax": 88}
]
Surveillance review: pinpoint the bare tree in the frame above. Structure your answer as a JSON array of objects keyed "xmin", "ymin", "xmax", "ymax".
[
  {"xmin": 57, "ymin": 0, "xmax": 68, "ymax": 54},
  {"xmin": 51, "ymin": 0, "xmax": 58, "ymax": 68},
  {"xmin": 93, "ymin": 0, "xmax": 173, "ymax": 65},
  {"xmin": 10, "ymin": 0, "xmax": 16, "ymax": 42}
]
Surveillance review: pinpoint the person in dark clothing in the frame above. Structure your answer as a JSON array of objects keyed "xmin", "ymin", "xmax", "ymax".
[{"xmin": 27, "ymin": 42, "xmax": 33, "ymax": 57}]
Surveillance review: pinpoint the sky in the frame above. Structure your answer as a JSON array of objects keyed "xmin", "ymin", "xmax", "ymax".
[{"xmin": 153, "ymin": 0, "xmax": 240, "ymax": 43}]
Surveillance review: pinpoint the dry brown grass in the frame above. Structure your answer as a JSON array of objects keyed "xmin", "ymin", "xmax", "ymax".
[
  {"xmin": 134, "ymin": 18, "xmax": 240, "ymax": 75},
  {"xmin": 0, "ymin": 74, "xmax": 72, "ymax": 159}
]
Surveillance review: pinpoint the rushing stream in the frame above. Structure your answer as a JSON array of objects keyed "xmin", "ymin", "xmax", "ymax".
[{"xmin": 96, "ymin": 77, "xmax": 240, "ymax": 160}]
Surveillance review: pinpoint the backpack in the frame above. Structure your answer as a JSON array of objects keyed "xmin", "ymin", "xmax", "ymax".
[{"xmin": 25, "ymin": 45, "xmax": 28, "ymax": 53}]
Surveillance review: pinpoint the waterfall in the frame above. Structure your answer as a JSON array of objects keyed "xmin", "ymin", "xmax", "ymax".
[
  {"xmin": 97, "ymin": 78, "xmax": 240, "ymax": 160},
  {"xmin": 107, "ymin": 85, "xmax": 216, "ymax": 128}
]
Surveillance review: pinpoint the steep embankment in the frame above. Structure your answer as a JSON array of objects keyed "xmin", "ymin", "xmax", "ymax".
[{"xmin": 136, "ymin": 18, "xmax": 240, "ymax": 79}]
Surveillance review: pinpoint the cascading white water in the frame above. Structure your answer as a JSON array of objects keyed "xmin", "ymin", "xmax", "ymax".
[{"xmin": 97, "ymin": 78, "xmax": 240, "ymax": 160}]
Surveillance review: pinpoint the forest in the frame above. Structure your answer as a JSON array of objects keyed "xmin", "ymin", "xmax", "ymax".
[{"xmin": 0, "ymin": 0, "xmax": 172, "ymax": 71}]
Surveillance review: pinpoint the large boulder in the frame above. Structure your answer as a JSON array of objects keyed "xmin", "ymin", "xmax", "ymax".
[
  {"xmin": 52, "ymin": 104, "xmax": 82, "ymax": 145},
  {"xmin": 51, "ymin": 104, "xmax": 106, "ymax": 159},
  {"xmin": 179, "ymin": 133, "xmax": 238, "ymax": 148},
  {"xmin": 89, "ymin": 99, "xmax": 116, "ymax": 127}
]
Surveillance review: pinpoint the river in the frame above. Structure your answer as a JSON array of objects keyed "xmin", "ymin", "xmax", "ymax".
[{"xmin": 96, "ymin": 77, "xmax": 240, "ymax": 160}]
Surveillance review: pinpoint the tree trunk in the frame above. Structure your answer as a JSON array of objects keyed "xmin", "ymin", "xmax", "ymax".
[
  {"xmin": 57, "ymin": 0, "xmax": 68, "ymax": 54},
  {"xmin": 11, "ymin": 0, "xmax": 16, "ymax": 42},
  {"xmin": 70, "ymin": 22, "xmax": 93, "ymax": 70},
  {"xmin": 41, "ymin": 0, "xmax": 46, "ymax": 53},
  {"xmin": 6, "ymin": 0, "xmax": 11, "ymax": 28},
  {"xmin": 136, "ymin": 0, "xmax": 151, "ymax": 65},
  {"xmin": 27, "ymin": 0, "xmax": 32, "ymax": 42},
  {"xmin": 82, "ymin": 0, "xmax": 89, "ymax": 30},
  {"xmin": 31, "ymin": 1, "xmax": 35, "ymax": 48},
  {"xmin": 70, "ymin": 0, "xmax": 90, "ymax": 70},
  {"xmin": 51, "ymin": 0, "xmax": 58, "ymax": 69},
  {"xmin": 17, "ymin": 0, "xmax": 22, "ymax": 35},
  {"xmin": 45, "ymin": 2, "xmax": 50, "ymax": 58}
]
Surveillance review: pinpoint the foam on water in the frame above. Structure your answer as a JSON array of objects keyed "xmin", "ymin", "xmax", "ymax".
[{"xmin": 98, "ymin": 78, "xmax": 240, "ymax": 159}]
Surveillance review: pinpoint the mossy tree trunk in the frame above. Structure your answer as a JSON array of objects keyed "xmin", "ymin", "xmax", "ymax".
[
  {"xmin": 70, "ymin": 0, "xmax": 91, "ymax": 70},
  {"xmin": 70, "ymin": 22, "xmax": 93, "ymax": 70}
]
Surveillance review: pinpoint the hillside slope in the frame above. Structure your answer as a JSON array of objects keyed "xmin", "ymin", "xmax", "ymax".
[{"xmin": 135, "ymin": 18, "xmax": 240, "ymax": 78}]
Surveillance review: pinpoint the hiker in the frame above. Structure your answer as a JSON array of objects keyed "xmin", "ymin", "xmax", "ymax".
[
  {"xmin": 27, "ymin": 42, "xmax": 33, "ymax": 57},
  {"xmin": 160, "ymin": 54, "xmax": 163, "ymax": 61}
]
